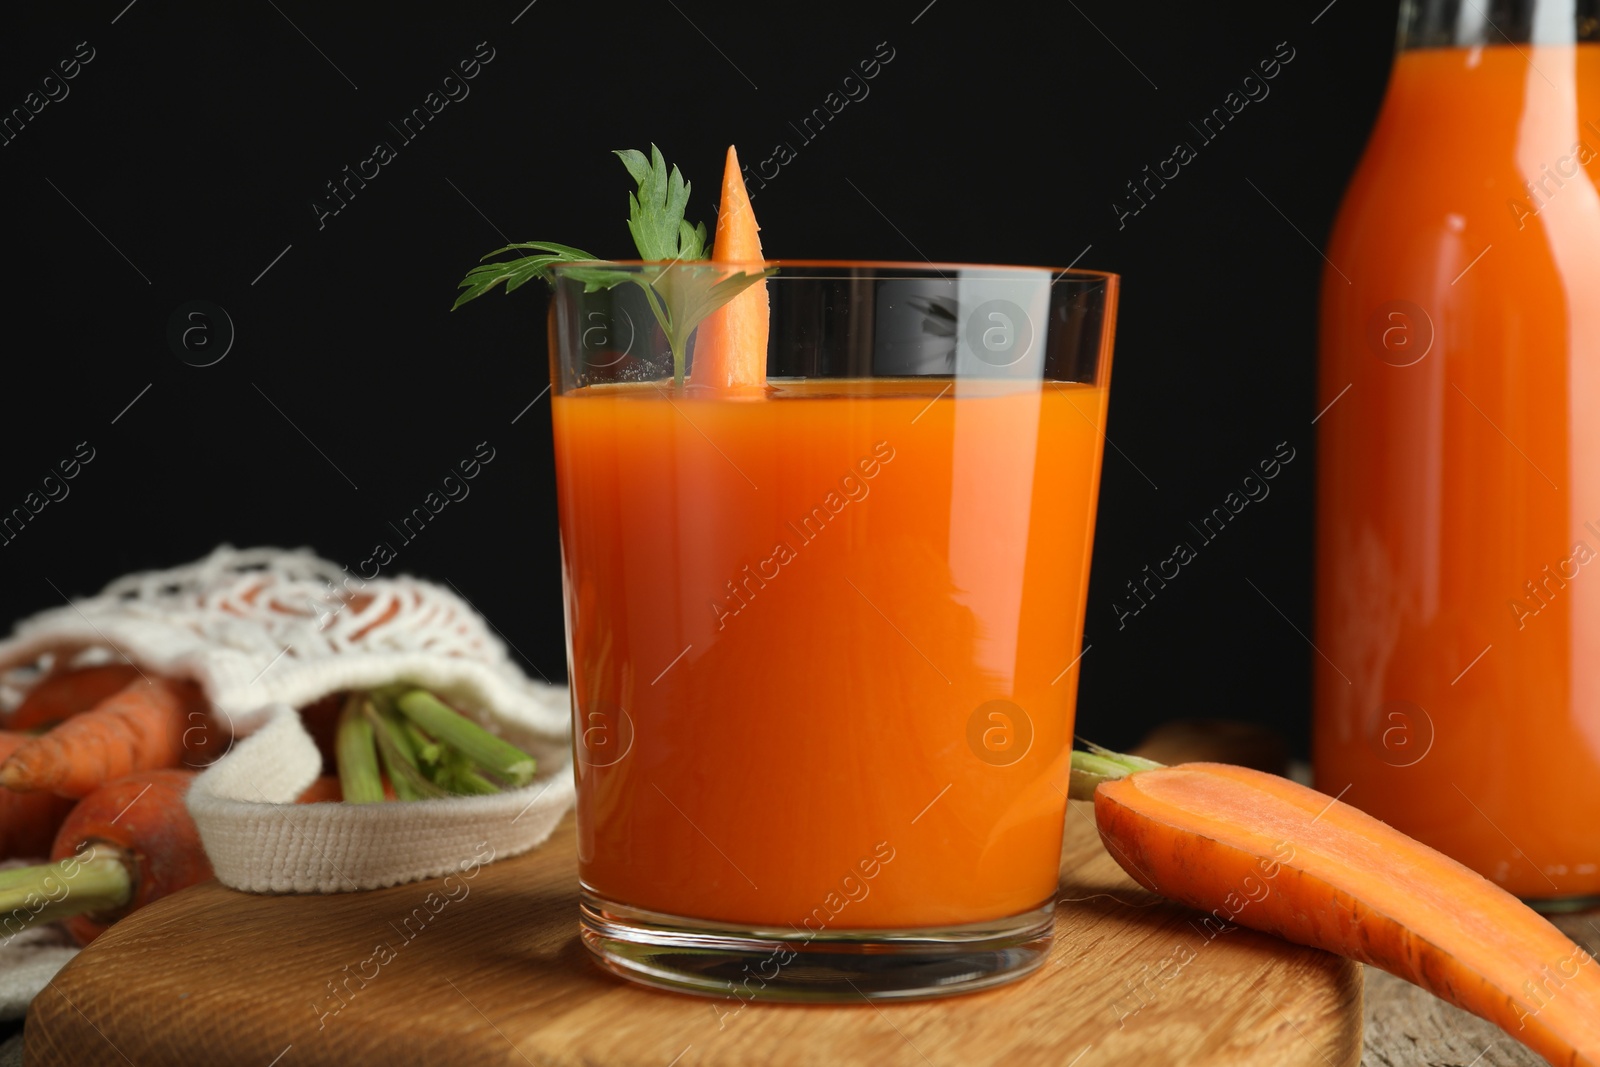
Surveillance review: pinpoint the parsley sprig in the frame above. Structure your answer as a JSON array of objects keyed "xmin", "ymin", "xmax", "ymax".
[
  {"xmin": 615, "ymin": 147, "xmax": 707, "ymax": 261},
  {"xmin": 454, "ymin": 145, "xmax": 774, "ymax": 387}
]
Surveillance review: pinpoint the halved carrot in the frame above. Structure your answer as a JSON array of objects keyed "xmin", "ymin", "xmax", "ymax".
[
  {"xmin": 0, "ymin": 677, "xmax": 203, "ymax": 797},
  {"xmin": 689, "ymin": 145, "xmax": 769, "ymax": 391},
  {"xmin": 1089, "ymin": 760, "xmax": 1600, "ymax": 1067},
  {"xmin": 6, "ymin": 663, "xmax": 143, "ymax": 732}
]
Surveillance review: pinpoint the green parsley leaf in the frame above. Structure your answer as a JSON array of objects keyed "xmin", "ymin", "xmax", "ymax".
[
  {"xmin": 614, "ymin": 145, "xmax": 709, "ymax": 262},
  {"xmin": 559, "ymin": 265, "xmax": 641, "ymax": 293},
  {"xmin": 452, "ymin": 241, "xmax": 599, "ymax": 310}
]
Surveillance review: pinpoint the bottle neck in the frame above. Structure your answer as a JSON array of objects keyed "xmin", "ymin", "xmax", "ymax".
[{"xmin": 1399, "ymin": 0, "xmax": 1599, "ymax": 47}]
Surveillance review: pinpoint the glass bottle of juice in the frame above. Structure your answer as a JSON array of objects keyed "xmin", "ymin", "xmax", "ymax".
[{"xmin": 1313, "ymin": 2, "xmax": 1600, "ymax": 906}]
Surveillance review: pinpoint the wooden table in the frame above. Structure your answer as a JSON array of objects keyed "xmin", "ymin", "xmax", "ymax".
[
  {"xmin": 11, "ymin": 953, "xmax": 1588, "ymax": 1064},
  {"xmin": 1360, "ymin": 909, "xmax": 1599, "ymax": 1066}
]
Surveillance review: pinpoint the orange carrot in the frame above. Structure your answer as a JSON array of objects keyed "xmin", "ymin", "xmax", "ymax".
[
  {"xmin": 0, "ymin": 732, "xmax": 75, "ymax": 857},
  {"xmin": 0, "ymin": 770, "xmax": 212, "ymax": 946},
  {"xmin": 1089, "ymin": 759, "xmax": 1600, "ymax": 1067},
  {"xmin": 0, "ymin": 678, "xmax": 201, "ymax": 798},
  {"xmin": 689, "ymin": 144, "xmax": 769, "ymax": 391},
  {"xmin": 296, "ymin": 775, "xmax": 343, "ymax": 803},
  {"xmin": 48, "ymin": 769, "xmax": 213, "ymax": 944},
  {"xmin": 6, "ymin": 663, "xmax": 143, "ymax": 732}
]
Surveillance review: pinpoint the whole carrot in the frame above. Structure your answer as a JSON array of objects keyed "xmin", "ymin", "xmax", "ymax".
[
  {"xmin": 0, "ymin": 677, "xmax": 202, "ymax": 798},
  {"xmin": 0, "ymin": 769, "xmax": 217, "ymax": 946},
  {"xmin": 0, "ymin": 732, "xmax": 75, "ymax": 858},
  {"xmin": 53, "ymin": 769, "xmax": 213, "ymax": 944},
  {"xmin": 689, "ymin": 144, "xmax": 769, "ymax": 391},
  {"xmin": 1077, "ymin": 752, "xmax": 1600, "ymax": 1067},
  {"xmin": 6, "ymin": 663, "xmax": 142, "ymax": 732}
]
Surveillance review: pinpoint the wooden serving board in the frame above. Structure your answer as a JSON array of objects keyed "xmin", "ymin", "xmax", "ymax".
[{"xmin": 26, "ymin": 802, "xmax": 1361, "ymax": 1066}]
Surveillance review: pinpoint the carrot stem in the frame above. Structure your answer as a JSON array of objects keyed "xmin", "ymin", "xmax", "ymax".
[
  {"xmin": 402, "ymin": 721, "xmax": 443, "ymax": 766},
  {"xmin": 0, "ymin": 850, "xmax": 130, "ymax": 933},
  {"xmin": 364, "ymin": 699, "xmax": 445, "ymax": 801},
  {"xmin": 1068, "ymin": 746, "xmax": 1165, "ymax": 801},
  {"xmin": 394, "ymin": 690, "xmax": 536, "ymax": 788},
  {"xmin": 336, "ymin": 694, "xmax": 385, "ymax": 804},
  {"xmin": 439, "ymin": 750, "xmax": 501, "ymax": 796}
]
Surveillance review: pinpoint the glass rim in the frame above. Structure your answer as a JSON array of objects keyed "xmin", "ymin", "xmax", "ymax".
[{"xmin": 548, "ymin": 258, "xmax": 1119, "ymax": 284}]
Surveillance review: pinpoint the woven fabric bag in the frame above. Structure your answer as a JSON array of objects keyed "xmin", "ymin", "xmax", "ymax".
[{"xmin": 0, "ymin": 545, "xmax": 574, "ymax": 894}]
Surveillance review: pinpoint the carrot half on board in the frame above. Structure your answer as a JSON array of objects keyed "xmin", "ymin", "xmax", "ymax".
[
  {"xmin": 1071, "ymin": 753, "xmax": 1600, "ymax": 1067},
  {"xmin": 689, "ymin": 145, "xmax": 769, "ymax": 391}
]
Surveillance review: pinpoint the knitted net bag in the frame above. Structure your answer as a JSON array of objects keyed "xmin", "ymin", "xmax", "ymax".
[{"xmin": 0, "ymin": 545, "xmax": 574, "ymax": 894}]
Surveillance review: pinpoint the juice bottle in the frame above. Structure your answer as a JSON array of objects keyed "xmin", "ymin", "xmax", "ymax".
[{"xmin": 1312, "ymin": 6, "xmax": 1600, "ymax": 904}]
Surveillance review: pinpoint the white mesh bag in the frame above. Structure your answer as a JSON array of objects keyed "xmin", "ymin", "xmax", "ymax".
[{"xmin": 0, "ymin": 545, "xmax": 574, "ymax": 894}]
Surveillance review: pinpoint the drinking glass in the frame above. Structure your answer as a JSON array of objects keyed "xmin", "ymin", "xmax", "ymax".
[{"xmin": 549, "ymin": 261, "xmax": 1118, "ymax": 999}]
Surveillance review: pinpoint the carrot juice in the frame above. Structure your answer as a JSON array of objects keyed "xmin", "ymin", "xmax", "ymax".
[
  {"xmin": 554, "ymin": 377, "xmax": 1108, "ymax": 928},
  {"xmin": 1313, "ymin": 43, "xmax": 1600, "ymax": 901}
]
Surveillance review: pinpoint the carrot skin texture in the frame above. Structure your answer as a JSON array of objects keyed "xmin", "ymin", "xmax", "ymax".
[
  {"xmin": 0, "ymin": 732, "xmax": 76, "ymax": 857},
  {"xmin": 689, "ymin": 144, "xmax": 769, "ymax": 391},
  {"xmin": 49, "ymin": 768, "xmax": 212, "ymax": 945},
  {"xmin": 0, "ymin": 678, "xmax": 202, "ymax": 797},
  {"xmin": 5, "ymin": 664, "xmax": 143, "ymax": 732},
  {"xmin": 296, "ymin": 775, "xmax": 343, "ymax": 803},
  {"xmin": 1094, "ymin": 763, "xmax": 1600, "ymax": 1067}
]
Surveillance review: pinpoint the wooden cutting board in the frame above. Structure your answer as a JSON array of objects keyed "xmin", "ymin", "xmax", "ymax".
[{"xmin": 25, "ymin": 801, "xmax": 1361, "ymax": 1066}]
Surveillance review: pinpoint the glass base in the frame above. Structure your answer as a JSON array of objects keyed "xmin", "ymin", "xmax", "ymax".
[{"xmin": 579, "ymin": 892, "xmax": 1054, "ymax": 1002}]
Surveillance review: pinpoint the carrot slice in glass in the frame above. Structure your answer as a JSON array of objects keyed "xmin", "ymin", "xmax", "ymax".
[{"xmin": 689, "ymin": 145, "xmax": 769, "ymax": 391}]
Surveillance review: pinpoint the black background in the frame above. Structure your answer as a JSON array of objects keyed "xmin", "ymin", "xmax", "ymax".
[{"xmin": 0, "ymin": 0, "xmax": 1400, "ymax": 758}]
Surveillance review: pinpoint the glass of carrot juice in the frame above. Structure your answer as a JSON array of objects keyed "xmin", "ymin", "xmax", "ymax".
[{"xmin": 549, "ymin": 261, "xmax": 1117, "ymax": 1000}]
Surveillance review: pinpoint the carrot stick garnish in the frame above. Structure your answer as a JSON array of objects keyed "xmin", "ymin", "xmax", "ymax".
[
  {"xmin": 690, "ymin": 145, "xmax": 769, "ymax": 391},
  {"xmin": 0, "ymin": 677, "xmax": 203, "ymax": 797},
  {"xmin": 1072, "ymin": 748, "xmax": 1600, "ymax": 1066}
]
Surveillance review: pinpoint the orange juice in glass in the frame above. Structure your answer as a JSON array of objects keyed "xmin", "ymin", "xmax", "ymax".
[{"xmin": 551, "ymin": 262, "xmax": 1117, "ymax": 999}]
